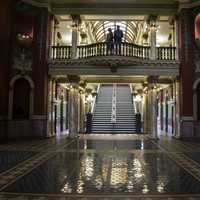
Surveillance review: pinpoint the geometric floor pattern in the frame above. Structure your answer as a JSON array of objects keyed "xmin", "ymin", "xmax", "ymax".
[{"xmin": 0, "ymin": 134, "xmax": 200, "ymax": 200}]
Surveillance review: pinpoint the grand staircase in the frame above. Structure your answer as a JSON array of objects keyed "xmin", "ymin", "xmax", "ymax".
[{"xmin": 92, "ymin": 84, "xmax": 136, "ymax": 133}]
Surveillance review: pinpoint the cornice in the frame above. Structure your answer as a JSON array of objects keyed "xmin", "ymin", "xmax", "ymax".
[
  {"xmin": 21, "ymin": 0, "xmax": 51, "ymax": 12},
  {"xmin": 178, "ymin": 1, "xmax": 200, "ymax": 11}
]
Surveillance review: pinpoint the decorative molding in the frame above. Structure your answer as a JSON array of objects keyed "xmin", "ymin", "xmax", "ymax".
[
  {"xmin": 31, "ymin": 115, "xmax": 47, "ymax": 120},
  {"xmin": 179, "ymin": 1, "xmax": 200, "ymax": 10},
  {"xmin": 21, "ymin": 0, "xmax": 51, "ymax": 11},
  {"xmin": 49, "ymin": 56, "xmax": 180, "ymax": 68},
  {"xmin": 181, "ymin": 116, "xmax": 194, "ymax": 121},
  {"xmin": 193, "ymin": 78, "xmax": 200, "ymax": 90}
]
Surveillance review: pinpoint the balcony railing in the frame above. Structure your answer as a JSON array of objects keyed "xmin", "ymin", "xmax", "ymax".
[
  {"xmin": 50, "ymin": 43, "xmax": 177, "ymax": 61},
  {"xmin": 157, "ymin": 47, "xmax": 176, "ymax": 60},
  {"xmin": 77, "ymin": 42, "xmax": 150, "ymax": 59},
  {"xmin": 51, "ymin": 45, "xmax": 72, "ymax": 60}
]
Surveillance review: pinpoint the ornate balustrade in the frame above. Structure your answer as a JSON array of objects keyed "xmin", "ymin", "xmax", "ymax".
[
  {"xmin": 77, "ymin": 42, "xmax": 150, "ymax": 59},
  {"xmin": 51, "ymin": 46, "xmax": 72, "ymax": 59},
  {"xmin": 50, "ymin": 43, "xmax": 177, "ymax": 61},
  {"xmin": 157, "ymin": 47, "xmax": 176, "ymax": 60}
]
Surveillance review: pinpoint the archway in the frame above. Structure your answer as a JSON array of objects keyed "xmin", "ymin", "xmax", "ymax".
[
  {"xmin": 197, "ymin": 83, "xmax": 200, "ymax": 121},
  {"xmin": 195, "ymin": 14, "xmax": 200, "ymax": 40},
  {"xmin": 13, "ymin": 78, "xmax": 30, "ymax": 119},
  {"xmin": 8, "ymin": 75, "xmax": 34, "ymax": 120}
]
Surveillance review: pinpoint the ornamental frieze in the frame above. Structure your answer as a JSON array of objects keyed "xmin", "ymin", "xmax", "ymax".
[{"xmin": 48, "ymin": 56, "xmax": 180, "ymax": 68}]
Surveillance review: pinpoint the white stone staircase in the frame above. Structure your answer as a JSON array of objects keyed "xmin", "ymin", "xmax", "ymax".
[{"xmin": 92, "ymin": 84, "xmax": 136, "ymax": 133}]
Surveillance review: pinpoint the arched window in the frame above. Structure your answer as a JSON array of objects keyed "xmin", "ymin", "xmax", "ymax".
[
  {"xmin": 197, "ymin": 83, "xmax": 200, "ymax": 121},
  {"xmin": 13, "ymin": 78, "xmax": 30, "ymax": 119}
]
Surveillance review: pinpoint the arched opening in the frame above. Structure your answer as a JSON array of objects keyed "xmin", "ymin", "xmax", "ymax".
[
  {"xmin": 195, "ymin": 14, "xmax": 200, "ymax": 40},
  {"xmin": 197, "ymin": 83, "xmax": 200, "ymax": 121},
  {"xmin": 13, "ymin": 78, "xmax": 30, "ymax": 119}
]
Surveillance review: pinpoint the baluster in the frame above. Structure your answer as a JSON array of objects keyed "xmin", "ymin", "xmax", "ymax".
[
  {"xmin": 83, "ymin": 46, "xmax": 85, "ymax": 58},
  {"xmin": 173, "ymin": 47, "xmax": 176, "ymax": 60},
  {"xmin": 130, "ymin": 44, "xmax": 133, "ymax": 57},
  {"xmin": 161, "ymin": 48, "xmax": 163, "ymax": 60},
  {"xmin": 66, "ymin": 47, "xmax": 68, "ymax": 59},
  {"xmin": 103, "ymin": 42, "xmax": 105, "ymax": 56},
  {"xmin": 82, "ymin": 46, "xmax": 84, "ymax": 58},
  {"xmin": 52, "ymin": 46, "xmax": 55, "ymax": 59},
  {"xmin": 99, "ymin": 43, "xmax": 102, "ymax": 56},
  {"xmin": 60, "ymin": 46, "xmax": 62, "ymax": 59}
]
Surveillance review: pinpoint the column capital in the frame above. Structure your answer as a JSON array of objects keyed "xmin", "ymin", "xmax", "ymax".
[
  {"xmin": 147, "ymin": 76, "xmax": 159, "ymax": 84},
  {"xmin": 71, "ymin": 14, "xmax": 81, "ymax": 27},
  {"xmin": 67, "ymin": 75, "xmax": 80, "ymax": 84}
]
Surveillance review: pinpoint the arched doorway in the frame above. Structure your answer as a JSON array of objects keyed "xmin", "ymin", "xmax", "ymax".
[
  {"xmin": 13, "ymin": 78, "xmax": 30, "ymax": 119},
  {"xmin": 8, "ymin": 75, "xmax": 34, "ymax": 120},
  {"xmin": 197, "ymin": 83, "xmax": 200, "ymax": 121}
]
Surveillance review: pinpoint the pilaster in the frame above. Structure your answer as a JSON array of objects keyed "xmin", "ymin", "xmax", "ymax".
[{"xmin": 178, "ymin": 8, "xmax": 194, "ymax": 137}]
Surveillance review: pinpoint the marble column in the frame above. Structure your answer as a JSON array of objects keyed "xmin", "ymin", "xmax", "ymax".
[
  {"xmin": 142, "ymin": 92, "xmax": 148, "ymax": 133},
  {"xmin": 173, "ymin": 79, "xmax": 181, "ymax": 138},
  {"xmin": 68, "ymin": 83, "xmax": 79, "ymax": 138},
  {"xmin": 71, "ymin": 15, "xmax": 80, "ymax": 59},
  {"xmin": 147, "ymin": 83, "xmax": 158, "ymax": 139},
  {"xmin": 79, "ymin": 91, "xmax": 86, "ymax": 133},
  {"xmin": 68, "ymin": 75, "xmax": 80, "ymax": 138},
  {"xmin": 150, "ymin": 27, "xmax": 157, "ymax": 60},
  {"xmin": 47, "ymin": 78, "xmax": 56, "ymax": 137},
  {"xmin": 72, "ymin": 27, "xmax": 78, "ymax": 59}
]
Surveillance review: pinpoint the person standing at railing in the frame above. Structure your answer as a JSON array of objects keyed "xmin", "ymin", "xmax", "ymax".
[
  {"xmin": 106, "ymin": 28, "xmax": 114, "ymax": 55},
  {"xmin": 114, "ymin": 25, "xmax": 123, "ymax": 55}
]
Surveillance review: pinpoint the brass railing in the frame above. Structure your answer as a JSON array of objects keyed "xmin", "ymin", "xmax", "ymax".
[{"xmin": 50, "ymin": 43, "xmax": 177, "ymax": 61}]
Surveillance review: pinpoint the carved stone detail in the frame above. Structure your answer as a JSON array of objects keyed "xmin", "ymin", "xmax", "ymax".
[{"xmin": 49, "ymin": 56, "xmax": 180, "ymax": 68}]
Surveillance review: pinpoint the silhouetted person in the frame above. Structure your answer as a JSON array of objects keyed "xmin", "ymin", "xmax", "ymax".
[
  {"xmin": 106, "ymin": 28, "xmax": 114, "ymax": 55},
  {"xmin": 86, "ymin": 112, "xmax": 93, "ymax": 133},
  {"xmin": 114, "ymin": 25, "xmax": 123, "ymax": 55}
]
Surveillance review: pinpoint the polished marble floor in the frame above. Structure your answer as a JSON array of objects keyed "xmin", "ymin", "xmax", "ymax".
[{"xmin": 0, "ymin": 134, "xmax": 200, "ymax": 200}]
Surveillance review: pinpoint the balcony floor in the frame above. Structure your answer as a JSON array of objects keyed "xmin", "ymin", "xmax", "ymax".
[{"xmin": 0, "ymin": 134, "xmax": 200, "ymax": 199}]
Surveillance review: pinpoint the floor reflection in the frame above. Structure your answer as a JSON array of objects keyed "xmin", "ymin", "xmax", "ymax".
[
  {"xmin": 4, "ymin": 144, "xmax": 200, "ymax": 195},
  {"xmin": 78, "ymin": 139, "xmax": 158, "ymax": 150},
  {"xmin": 0, "ymin": 151, "xmax": 36, "ymax": 173}
]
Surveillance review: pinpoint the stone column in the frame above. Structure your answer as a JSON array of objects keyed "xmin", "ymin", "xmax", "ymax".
[
  {"xmin": 47, "ymin": 78, "xmax": 56, "ymax": 137},
  {"xmin": 174, "ymin": 79, "xmax": 181, "ymax": 138},
  {"xmin": 150, "ymin": 28, "xmax": 157, "ymax": 60},
  {"xmin": 79, "ymin": 90, "xmax": 86, "ymax": 133},
  {"xmin": 147, "ymin": 77, "xmax": 158, "ymax": 139},
  {"xmin": 68, "ymin": 75, "xmax": 80, "ymax": 138},
  {"xmin": 148, "ymin": 15, "xmax": 158, "ymax": 60},
  {"xmin": 71, "ymin": 15, "xmax": 80, "ymax": 59},
  {"xmin": 142, "ymin": 92, "xmax": 148, "ymax": 133}
]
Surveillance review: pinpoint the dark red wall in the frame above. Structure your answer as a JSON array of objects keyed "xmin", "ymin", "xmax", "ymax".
[{"xmin": 0, "ymin": 0, "xmax": 12, "ymax": 117}]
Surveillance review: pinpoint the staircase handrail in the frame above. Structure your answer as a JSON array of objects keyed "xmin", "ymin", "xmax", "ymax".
[
  {"xmin": 111, "ymin": 84, "xmax": 117, "ymax": 123},
  {"xmin": 91, "ymin": 84, "xmax": 101, "ymax": 114}
]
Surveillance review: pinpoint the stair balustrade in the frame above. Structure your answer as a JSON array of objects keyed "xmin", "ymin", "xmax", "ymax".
[
  {"xmin": 111, "ymin": 84, "xmax": 117, "ymax": 124},
  {"xmin": 91, "ymin": 84, "xmax": 101, "ymax": 114}
]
